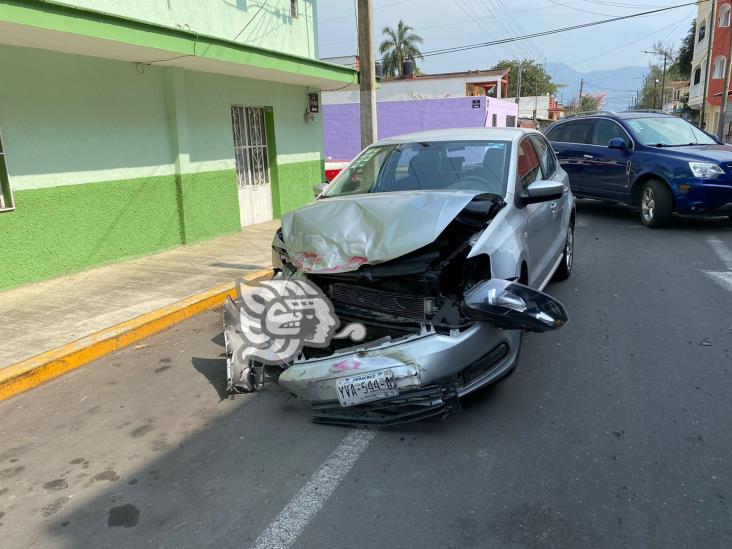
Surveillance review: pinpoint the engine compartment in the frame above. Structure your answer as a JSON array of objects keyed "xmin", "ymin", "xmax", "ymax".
[{"xmin": 274, "ymin": 193, "xmax": 505, "ymax": 358}]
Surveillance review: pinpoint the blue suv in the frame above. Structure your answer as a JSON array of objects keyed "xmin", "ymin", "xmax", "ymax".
[{"xmin": 546, "ymin": 112, "xmax": 732, "ymax": 227}]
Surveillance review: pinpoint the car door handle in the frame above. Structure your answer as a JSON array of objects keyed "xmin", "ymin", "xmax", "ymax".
[{"xmin": 583, "ymin": 154, "xmax": 594, "ymax": 159}]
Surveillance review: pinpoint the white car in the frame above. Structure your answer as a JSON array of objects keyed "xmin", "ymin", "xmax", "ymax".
[{"xmin": 225, "ymin": 128, "xmax": 575, "ymax": 425}]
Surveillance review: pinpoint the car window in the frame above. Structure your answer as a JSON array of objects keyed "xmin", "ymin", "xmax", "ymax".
[
  {"xmin": 517, "ymin": 138, "xmax": 543, "ymax": 189},
  {"xmin": 324, "ymin": 140, "xmax": 512, "ymax": 198},
  {"xmin": 530, "ymin": 135, "xmax": 557, "ymax": 178},
  {"xmin": 590, "ymin": 119, "xmax": 630, "ymax": 147},
  {"xmin": 547, "ymin": 121, "xmax": 592, "ymax": 144}
]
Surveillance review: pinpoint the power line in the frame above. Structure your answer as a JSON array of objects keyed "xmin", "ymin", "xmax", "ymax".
[
  {"xmin": 415, "ymin": 1, "xmax": 703, "ymax": 61},
  {"xmin": 233, "ymin": 0, "xmax": 270, "ymax": 41}
]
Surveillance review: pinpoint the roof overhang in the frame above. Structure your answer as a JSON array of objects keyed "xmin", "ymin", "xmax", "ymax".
[{"xmin": 0, "ymin": 0, "xmax": 359, "ymax": 90}]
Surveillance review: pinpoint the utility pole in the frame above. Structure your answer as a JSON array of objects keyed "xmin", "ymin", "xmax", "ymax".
[
  {"xmin": 653, "ymin": 79, "xmax": 659, "ymax": 109},
  {"xmin": 717, "ymin": 18, "xmax": 732, "ymax": 139},
  {"xmin": 578, "ymin": 78, "xmax": 584, "ymax": 112},
  {"xmin": 702, "ymin": 0, "xmax": 716, "ymax": 128},
  {"xmin": 357, "ymin": 0, "xmax": 376, "ymax": 149},
  {"xmin": 644, "ymin": 49, "xmax": 669, "ymax": 110}
]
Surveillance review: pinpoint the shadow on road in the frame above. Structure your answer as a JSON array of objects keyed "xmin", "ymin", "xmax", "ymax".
[{"xmin": 576, "ymin": 198, "xmax": 731, "ymax": 232}]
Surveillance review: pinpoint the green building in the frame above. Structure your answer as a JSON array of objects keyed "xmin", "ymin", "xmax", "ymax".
[{"xmin": 0, "ymin": 0, "xmax": 357, "ymax": 290}]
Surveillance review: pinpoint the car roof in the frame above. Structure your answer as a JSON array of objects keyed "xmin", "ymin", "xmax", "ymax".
[
  {"xmin": 373, "ymin": 127, "xmax": 537, "ymax": 146},
  {"xmin": 553, "ymin": 111, "xmax": 674, "ymax": 123}
]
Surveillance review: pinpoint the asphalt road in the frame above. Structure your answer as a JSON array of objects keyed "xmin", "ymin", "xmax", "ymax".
[{"xmin": 1, "ymin": 201, "xmax": 731, "ymax": 549}]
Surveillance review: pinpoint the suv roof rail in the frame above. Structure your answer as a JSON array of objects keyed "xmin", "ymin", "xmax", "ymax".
[
  {"xmin": 622, "ymin": 109, "xmax": 668, "ymax": 114},
  {"xmin": 562, "ymin": 110, "xmax": 617, "ymax": 120}
]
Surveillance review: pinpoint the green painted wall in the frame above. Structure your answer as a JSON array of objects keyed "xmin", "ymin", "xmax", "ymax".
[
  {"xmin": 0, "ymin": 176, "xmax": 182, "ymax": 289},
  {"xmin": 179, "ymin": 170, "xmax": 241, "ymax": 243},
  {"xmin": 276, "ymin": 159, "xmax": 323, "ymax": 215},
  {"xmin": 52, "ymin": 0, "xmax": 319, "ymax": 59},
  {"xmin": 0, "ymin": 43, "xmax": 326, "ymax": 290}
]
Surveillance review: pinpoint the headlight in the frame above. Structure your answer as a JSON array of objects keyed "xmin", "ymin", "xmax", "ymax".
[{"xmin": 689, "ymin": 162, "xmax": 725, "ymax": 178}]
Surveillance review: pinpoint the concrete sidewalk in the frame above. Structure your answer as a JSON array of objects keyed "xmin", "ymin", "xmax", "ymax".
[{"xmin": 0, "ymin": 220, "xmax": 278, "ymax": 370}]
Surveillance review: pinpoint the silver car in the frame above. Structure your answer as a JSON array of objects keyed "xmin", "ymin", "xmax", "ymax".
[{"xmin": 224, "ymin": 128, "xmax": 575, "ymax": 425}]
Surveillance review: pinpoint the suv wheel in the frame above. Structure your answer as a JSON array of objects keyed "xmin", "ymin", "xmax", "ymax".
[
  {"xmin": 640, "ymin": 180, "xmax": 673, "ymax": 228},
  {"xmin": 553, "ymin": 224, "xmax": 574, "ymax": 281}
]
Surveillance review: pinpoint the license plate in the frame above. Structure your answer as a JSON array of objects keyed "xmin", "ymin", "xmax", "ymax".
[{"xmin": 335, "ymin": 370, "xmax": 399, "ymax": 407}]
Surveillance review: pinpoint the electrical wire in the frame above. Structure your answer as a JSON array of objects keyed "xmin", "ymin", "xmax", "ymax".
[
  {"xmin": 233, "ymin": 0, "xmax": 270, "ymax": 41},
  {"xmin": 414, "ymin": 1, "xmax": 703, "ymax": 61}
]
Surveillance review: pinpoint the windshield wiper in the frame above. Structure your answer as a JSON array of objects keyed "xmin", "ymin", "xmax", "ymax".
[{"xmin": 653, "ymin": 143, "xmax": 700, "ymax": 147}]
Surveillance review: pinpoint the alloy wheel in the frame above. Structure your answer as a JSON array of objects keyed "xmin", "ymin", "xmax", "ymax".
[
  {"xmin": 641, "ymin": 187, "xmax": 655, "ymax": 224},
  {"xmin": 565, "ymin": 226, "xmax": 574, "ymax": 271}
]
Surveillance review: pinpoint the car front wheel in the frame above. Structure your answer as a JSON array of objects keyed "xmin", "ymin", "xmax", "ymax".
[
  {"xmin": 640, "ymin": 180, "xmax": 673, "ymax": 228},
  {"xmin": 553, "ymin": 223, "xmax": 574, "ymax": 281}
]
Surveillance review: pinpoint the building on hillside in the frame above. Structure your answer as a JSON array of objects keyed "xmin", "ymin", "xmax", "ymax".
[
  {"xmin": 689, "ymin": 0, "xmax": 715, "ymax": 125},
  {"xmin": 505, "ymin": 95, "xmax": 564, "ymax": 128},
  {"xmin": 0, "ymin": 0, "xmax": 358, "ymax": 290},
  {"xmin": 323, "ymin": 96, "xmax": 519, "ymax": 161},
  {"xmin": 705, "ymin": 0, "xmax": 732, "ymax": 134},
  {"xmin": 662, "ymin": 80, "xmax": 691, "ymax": 114}
]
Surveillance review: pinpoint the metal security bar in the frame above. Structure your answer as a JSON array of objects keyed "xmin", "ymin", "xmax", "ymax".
[{"xmin": 231, "ymin": 106, "xmax": 270, "ymax": 189}]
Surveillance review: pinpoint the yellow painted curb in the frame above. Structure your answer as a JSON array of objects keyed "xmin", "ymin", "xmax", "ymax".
[{"xmin": 0, "ymin": 267, "xmax": 273, "ymax": 402}]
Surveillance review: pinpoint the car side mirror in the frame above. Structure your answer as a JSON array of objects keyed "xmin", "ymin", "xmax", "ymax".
[
  {"xmin": 608, "ymin": 138, "xmax": 628, "ymax": 151},
  {"xmin": 313, "ymin": 182, "xmax": 328, "ymax": 198},
  {"xmin": 462, "ymin": 279, "xmax": 568, "ymax": 333},
  {"xmin": 523, "ymin": 180, "xmax": 564, "ymax": 204}
]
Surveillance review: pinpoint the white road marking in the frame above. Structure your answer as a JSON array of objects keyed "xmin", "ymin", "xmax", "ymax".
[
  {"xmin": 707, "ymin": 238, "xmax": 732, "ymax": 270},
  {"xmin": 250, "ymin": 429, "xmax": 377, "ymax": 549},
  {"xmin": 703, "ymin": 237, "xmax": 732, "ymax": 293}
]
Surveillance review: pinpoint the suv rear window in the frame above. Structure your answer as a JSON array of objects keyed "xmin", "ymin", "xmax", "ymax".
[{"xmin": 546, "ymin": 121, "xmax": 592, "ymax": 144}]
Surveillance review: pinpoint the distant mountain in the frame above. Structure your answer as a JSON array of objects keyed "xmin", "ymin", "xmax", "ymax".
[{"xmin": 546, "ymin": 62, "xmax": 650, "ymax": 112}]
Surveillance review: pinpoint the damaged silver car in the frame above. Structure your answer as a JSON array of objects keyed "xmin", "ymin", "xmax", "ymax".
[{"xmin": 224, "ymin": 128, "xmax": 575, "ymax": 425}]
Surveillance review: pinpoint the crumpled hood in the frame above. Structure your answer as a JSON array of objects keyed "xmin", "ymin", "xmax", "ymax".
[{"xmin": 280, "ymin": 190, "xmax": 483, "ymax": 274}]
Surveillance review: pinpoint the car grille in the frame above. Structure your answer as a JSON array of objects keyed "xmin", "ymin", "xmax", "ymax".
[{"xmin": 329, "ymin": 284, "xmax": 428, "ymax": 319}]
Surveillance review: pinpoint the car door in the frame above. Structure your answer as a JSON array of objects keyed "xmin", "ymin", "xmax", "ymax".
[
  {"xmin": 531, "ymin": 134, "xmax": 567, "ymax": 265},
  {"xmin": 545, "ymin": 119, "xmax": 594, "ymax": 194},
  {"xmin": 581, "ymin": 118, "xmax": 632, "ymax": 200},
  {"xmin": 517, "ymin": 137, "xmax": 555, "ymax": 288}
]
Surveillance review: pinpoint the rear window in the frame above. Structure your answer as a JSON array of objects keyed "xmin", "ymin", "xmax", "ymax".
[{"xmin": 546, "ymin": 121, "xmax": 593, "ymax": 144}]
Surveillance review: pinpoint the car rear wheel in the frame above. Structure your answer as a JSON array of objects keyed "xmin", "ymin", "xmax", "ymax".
[
  {"xmin": 553, "ymin": 224, "xmax": 574, "ymax": 281},
  {"xmin": 640, "ymin": 180, "xmax": 673, "ymax": 228}
]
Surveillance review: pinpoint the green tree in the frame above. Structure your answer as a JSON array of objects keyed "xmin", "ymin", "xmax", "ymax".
[
  {"xmin": 379, "ymin": 20, "xmax": 424, "ymax": 78},
  {"xmin": 492, "ymin": 59, "xmax": 558, "ymax": 97},
  {"xmin": 580, "ymin": 93, "xmax": 604, "ymax": 112},
  {"xmin": 670, "ymin": 20, "xmax": 695, "ymax": 78}
]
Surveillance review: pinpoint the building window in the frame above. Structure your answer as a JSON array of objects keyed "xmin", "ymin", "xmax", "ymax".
[
  {"xmin": 720, "ymin": 4, "xmax": 731, "ymax": 27},
  {"xmin": 0, "ymin": 128, "xmax": 13, "ymax": 212},
  {"xmin": 506, "ymin": 115, "xmax": 517, "ymax": 127},
  {"xmin": 699, "ymin": 23, "xmax": 706, "ymax": 42},
  {"xmin": 693, "ymin": 66, "xmax": 702, "ymax": 85},
  {"xmin": 492, "ymin": 114, "xmax": 498, "ymax": 127},
  {"xmin": 290, "ymin": 0, "xmax": 298, "ymax": 18},
  {"xmin": 231, "ymin": 106, "xmax": 271, "ymax": 188},
  {"xmin": 713, "ymin": 55, "xmax": 727, "ymax": 79}
]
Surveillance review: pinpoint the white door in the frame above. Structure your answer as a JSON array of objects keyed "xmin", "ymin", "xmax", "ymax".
[{"xmin": 231, "ymin": 106, "xmax": 273, "ymax": 227}]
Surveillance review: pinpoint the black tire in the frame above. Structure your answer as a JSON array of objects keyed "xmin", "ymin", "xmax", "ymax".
[
  {"xmin": 553, "ymin": 223, "xmax": 574, "ymax": 281},
  {"xmin": 639, "ymin": 180, "xmax": 673, "ymax": 228}
]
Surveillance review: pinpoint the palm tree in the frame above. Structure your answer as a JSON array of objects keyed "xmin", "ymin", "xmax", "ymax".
[{"xmin": 379, "ymin": 20, "xmax": 424, "ymax": 78}]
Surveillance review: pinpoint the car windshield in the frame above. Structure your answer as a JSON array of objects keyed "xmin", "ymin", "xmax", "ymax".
[
  {"xmin": 625, "ymin": 117, "xmax": 717, "ymax": 147},
  {"xmin": 323, "ymin": 140, "xmax": 511, "ymax": 198}
]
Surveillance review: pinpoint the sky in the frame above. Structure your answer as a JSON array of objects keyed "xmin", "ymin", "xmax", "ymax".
[{"xmin": 316, "ymin": 0, "xmax": 699, "ymax": 90}]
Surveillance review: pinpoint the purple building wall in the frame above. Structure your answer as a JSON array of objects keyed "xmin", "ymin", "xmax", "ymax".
[{"xmin": 323, "ymin": 96, "xmax": 518, "ymax": 160}]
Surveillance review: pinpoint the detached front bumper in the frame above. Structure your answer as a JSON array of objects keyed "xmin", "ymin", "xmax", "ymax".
[{"xmin": 278, "ymin": 323, "xmax": 519, "ymax": 403}]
